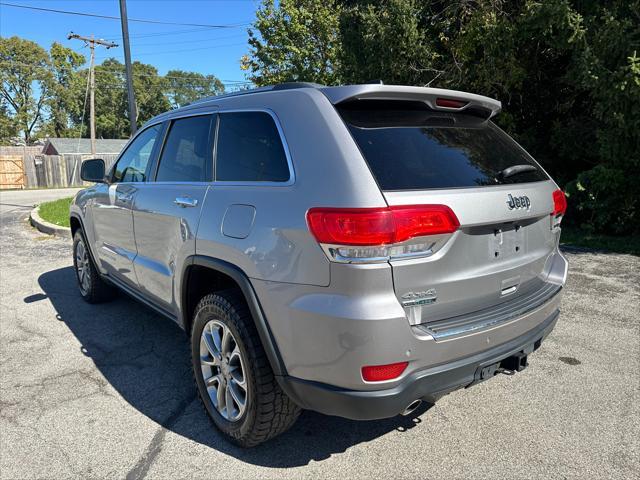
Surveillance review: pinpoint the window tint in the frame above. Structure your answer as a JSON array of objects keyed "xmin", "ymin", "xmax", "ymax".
[
  {"xmin": 216, "ymin": 111, "xmax": 290, "ymax": 182},
  {"xmin": 337, "ymin": 100, "xmax": 548, "ymax": 190},
  {"xmin": 112, "ymin": 124, "xmax": 161, "ymax": 183},
  {"xmin": 155, "ymin": 115, "xmax": 213, "ymax": 182}
]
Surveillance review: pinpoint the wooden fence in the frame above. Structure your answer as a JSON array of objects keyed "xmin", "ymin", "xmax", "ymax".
[
  {"xmin": 0, "ymin": 154, "xmax": 119, "ymax": 189},
  {"xmin": 0, "ymin": 146, "xmax": 41, "ymax": 190}
]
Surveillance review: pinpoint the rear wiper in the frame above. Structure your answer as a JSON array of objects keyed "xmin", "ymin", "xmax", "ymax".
[{"xmin": 497, "ymin": 164, "xmax": 538, "ymax": 179}]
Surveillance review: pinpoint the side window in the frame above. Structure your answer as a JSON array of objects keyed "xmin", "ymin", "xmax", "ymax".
[
  {"xmin": 216, "ymin": 111, "xmax": 290, "ymax": 182},
  {"xmin": 112, "ymin": 124, "xmax": 162, "ymax": 183},
  {"xmin": 155, "ymin": 115, "xmax": 213, "ymax": 182}
]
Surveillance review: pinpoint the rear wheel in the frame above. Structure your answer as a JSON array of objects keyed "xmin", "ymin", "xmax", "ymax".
[
  {"xmin": 191, "ymin": 290, "xmax": 300, "ymax": 447},
  {"xmin": 73, "ymin": 231, "xmax": 115, "ymax": 303}
]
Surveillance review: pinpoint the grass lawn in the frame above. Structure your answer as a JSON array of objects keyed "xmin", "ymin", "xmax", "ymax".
[
  {"xmin": 560, "ymin": 226, "xmax": 640, "ymax": 256},
  {"xmin": 38, "ymin": 197, "xmax": 72, "ymax": 228}
]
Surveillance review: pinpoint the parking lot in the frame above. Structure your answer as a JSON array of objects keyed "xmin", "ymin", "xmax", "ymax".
[{"xmin": 1, "ymin": 189, "xmax": 638, "ymax": 479}]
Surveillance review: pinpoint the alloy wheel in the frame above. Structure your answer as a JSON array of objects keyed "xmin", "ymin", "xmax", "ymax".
[
  {"xmin": 75, "ymin": 238, "xmax": 90, "ymax": 295},
  {"xmin": 199, "ymin": 319, "xmax": 248, "ymax": 422}
]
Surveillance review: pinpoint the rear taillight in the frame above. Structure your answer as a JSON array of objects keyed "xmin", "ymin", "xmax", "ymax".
[
  {"xmin": 307, "ymin": 205, "xmax": 459, "ymax": 263},
  {"xmin": 552, "ymin": 189, "xmax": 567, "ymax": 217},
  {"xmin": 362, "ymin": 361, "xmax": 408, "ymax": 382}
]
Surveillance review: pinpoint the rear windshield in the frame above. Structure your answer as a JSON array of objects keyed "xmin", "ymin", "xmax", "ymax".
[{"xmin": 337, "ymin": 100, "xmax": 548, "ymax": 190}]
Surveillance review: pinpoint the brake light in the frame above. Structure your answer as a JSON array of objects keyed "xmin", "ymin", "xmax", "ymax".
[
  {"xmin": 436, "ymin": 98, "xmax": 468, "ymax": 109},
  {"xmin": 362, "ymin": 361, "xmax": 408, "ymax": 382},
  {"xmin": 552, "ymin": 189, "xmax": 567, "ymax": 217},
  {"xmin": 307, "ymin": 205, "xmax": 459, "ymax": 246}
]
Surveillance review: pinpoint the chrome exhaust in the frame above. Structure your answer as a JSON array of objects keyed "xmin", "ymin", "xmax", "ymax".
[{"xmin": 401, "ymin": 399, "xmax": 422, "ymax": 416}]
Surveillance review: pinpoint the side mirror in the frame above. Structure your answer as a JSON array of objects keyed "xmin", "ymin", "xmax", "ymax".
[{"xmin": 81, "ymin": 158, "xmax": 106, "ymax": 183}]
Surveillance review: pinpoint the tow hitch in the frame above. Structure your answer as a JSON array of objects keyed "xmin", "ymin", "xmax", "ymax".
[{"xmin": 473, "ymin": 351, "xmax": 530, "ymax": 384}]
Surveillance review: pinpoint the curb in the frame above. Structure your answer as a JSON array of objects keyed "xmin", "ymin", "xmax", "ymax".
[{"xmin": 29, "ymin": 206, "xmax": 71, "ymax": 238}]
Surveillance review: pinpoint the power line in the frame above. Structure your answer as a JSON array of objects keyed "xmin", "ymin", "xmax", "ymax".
[
  {"xmin": 0, "ymin": 2, "xmax": 251, "ymax": 29},
  {"xmin": 93, "ymin": 41, "xmax": 247, "ymax": 60},
  {"xmin": 0, "ymin": 60, "xmax": 251, "ymax": 84},
  {"xmin": 127, "ymin": 32, "xmax": 247, "ymax": 47}
]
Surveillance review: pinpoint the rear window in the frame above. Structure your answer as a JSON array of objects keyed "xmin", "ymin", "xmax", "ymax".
[{"xmin": 337, "ymin": 100, "xmax": 548, "ymax": 190}]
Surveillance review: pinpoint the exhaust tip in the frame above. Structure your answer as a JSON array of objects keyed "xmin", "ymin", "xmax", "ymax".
[{"xmin": 401, "ymin": 399, "xmax": 422, "ymax": 416}]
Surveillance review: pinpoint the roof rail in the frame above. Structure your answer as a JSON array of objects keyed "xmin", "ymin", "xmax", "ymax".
[
  {"xmin": 185, "ymin": 82, "xmax": 324, "ymax": 107},
  {"xmin": 271, "ymin": 82, "xmax": 325, "ymax": 91}
]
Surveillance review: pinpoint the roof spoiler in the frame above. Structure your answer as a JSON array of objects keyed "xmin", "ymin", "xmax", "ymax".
[{"xmin": 321, "ymin": 85, "xmax": 502, "ymax": 119}]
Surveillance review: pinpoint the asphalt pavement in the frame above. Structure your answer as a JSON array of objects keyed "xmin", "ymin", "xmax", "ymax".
[{"xmin": 0, "ymin": 188, "xmax": 638, "ymax": 479}]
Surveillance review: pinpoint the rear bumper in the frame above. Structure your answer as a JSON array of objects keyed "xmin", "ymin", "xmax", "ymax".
[{"xmin": 279, "ymin": 309, "xmax": 559, "ymax": 420}]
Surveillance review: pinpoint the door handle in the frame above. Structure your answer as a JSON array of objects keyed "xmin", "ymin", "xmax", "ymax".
[{"xmin": 174, "ymin": 197, "xmax": 198, "ymax": 208}]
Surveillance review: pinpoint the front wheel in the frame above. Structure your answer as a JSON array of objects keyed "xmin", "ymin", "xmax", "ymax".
[
  {"xmin": 191, "ymin": 290, "xmax": 300, "ymax": 447},
  {"xmin": 72, "ymin": 231, "xmax": 115, "ymax": 303}
]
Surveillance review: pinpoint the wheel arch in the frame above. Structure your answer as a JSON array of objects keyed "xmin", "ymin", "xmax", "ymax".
[{"xmin": 181, "ymin": 255, "xmax": 287, "ymax": 377}]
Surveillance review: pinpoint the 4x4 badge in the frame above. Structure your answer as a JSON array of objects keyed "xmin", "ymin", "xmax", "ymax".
[
  {"xmin": 507, "ymin": 194, "xmax": 531, "ymax": 210},
  {"xmin": 401, "ymin": 289, "xmax": 437, "ymax": 307}
]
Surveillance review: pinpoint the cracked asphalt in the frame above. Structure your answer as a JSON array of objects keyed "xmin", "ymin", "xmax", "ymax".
[{"xmin": 1, "ymin": 189, "xmax": 639, "ymax": 479}]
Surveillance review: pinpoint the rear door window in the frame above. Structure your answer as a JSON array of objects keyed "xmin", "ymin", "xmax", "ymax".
[
  {"xmin": 337, "ymin": 100, "xmax": 548, "ymax": 190},
  {"xmin": 155, "ymin": 115, "xmax": 213, "ymax": 182},
  {"xmin": 215, "ymin": 111, "xmax": 290, "ymax": 183}
]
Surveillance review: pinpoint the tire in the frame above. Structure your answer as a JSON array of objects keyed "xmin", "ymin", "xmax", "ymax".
[
  {"xmin": 72, "ymin": 230, "xmax": 116, "ymax": 304},
  {"xmin": 191, "ymin": 290, "xmax": 300, "ymax": 447}
]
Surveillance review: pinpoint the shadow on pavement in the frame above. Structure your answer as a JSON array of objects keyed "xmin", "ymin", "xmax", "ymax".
[{"xmin": 36, "ymin": 266, "xmax": 432, "ymax": 466}]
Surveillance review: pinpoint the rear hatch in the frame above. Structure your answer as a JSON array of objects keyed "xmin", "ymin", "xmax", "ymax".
[{"xmin": 335, "ymin": 97, "xmax": 561, "ymax": 327}]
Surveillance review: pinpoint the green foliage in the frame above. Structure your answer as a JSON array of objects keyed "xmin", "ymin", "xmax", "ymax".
[
  {"xmin": 245, "ymin": 0, "xmax": 640, "ymax": 236},
  {"xmin": 340, "ymin": 0, "xmax": 439, "ymax": 85},
  {"xmin": 565, "ymin": 165, "xmax": 637, "ymax": 235},
  {"xmin": 0, "ymin": 102, "xmax": 18, "ymax": 142},
  {"xmin": 0, "ymin": 36, "xmax": 52, "ymax": 144},
  {"xmin": 165, "ymin": 70, "xmax": 225, "ymax": 108},
  {"xmin": 46, "ymin": 42, "xmax": 86, "ymax": 138},
  {"xmin": 243, "ymin": 0, "xmax": 343, "ymax": 85},
  {"xmin": 0, "ymin": 37, "xmax": 225, "ymax": 143}
]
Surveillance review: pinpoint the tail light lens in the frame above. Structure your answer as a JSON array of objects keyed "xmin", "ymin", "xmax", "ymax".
[
  {"xmin": 307, "ymin": 205, "xmax": 459, "ymax": 245},
  {"xmin": 362, "ymin": 361, "xmax": 408, "ymax": 382},
  {"xmin": 307, "ymin": 205, "xmax": 459, "ymax": 263},
  {"xmin": 552, "ymin": 189, "xmax": 567, "ymax": 217}
]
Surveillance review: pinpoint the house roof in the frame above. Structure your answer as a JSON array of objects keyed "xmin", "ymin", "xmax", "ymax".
[{"xmin": 44, "ymin": 138, "xmax": 128, "ymax": 155}]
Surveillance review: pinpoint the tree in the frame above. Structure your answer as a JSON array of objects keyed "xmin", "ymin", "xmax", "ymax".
[
  {"xmin": 339, "ymin": 0, "xmax": 440, "ymax": 86},
  {"xmin": 0, "ymin": 36, "xmax": 51, "ymax": 144},
  {"xmin": 45, "ymin": 42, "xmax": 87, "ymax": 138},
  {"xmin": 0, "ymin": 101, "xmax": 18, "ymax": 142},
  {"xmin": 242, "ymin": 0, "xmax": 343, "ymax": 86},
  {"xmin": 244, "ymin": 0, "xmax": 640, "ymax": 234},
  {"xmin": 84, "ymin": 59, "xmax": 171, "ymax": 138},
  {"xmin": 164, "ymin": 70, "xmax": 225, "ymax": 108}
]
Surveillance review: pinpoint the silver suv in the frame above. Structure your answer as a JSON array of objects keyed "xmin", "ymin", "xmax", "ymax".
[{"xmin": 70, "ymin": 83, "xmax": 568, "ymax": 446}]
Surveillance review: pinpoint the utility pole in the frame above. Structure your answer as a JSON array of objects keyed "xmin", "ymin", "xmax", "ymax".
[
  {"xmin": 67, "ymin": 32, "xmax": 117, "ymax": 156},
  {"xmin": 119, "ymin": 0, "xmax": 137, "ymax": 135}
]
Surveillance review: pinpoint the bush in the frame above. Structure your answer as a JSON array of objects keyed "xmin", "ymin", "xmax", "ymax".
[{"xmin": 564, "ymin": 165, "xmax": 638, "ymax": 235}]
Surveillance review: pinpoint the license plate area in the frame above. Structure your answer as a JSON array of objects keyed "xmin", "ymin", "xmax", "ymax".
[{"xmin": 489, "ymin": 223, "xmax": 526, "ymax": 260}]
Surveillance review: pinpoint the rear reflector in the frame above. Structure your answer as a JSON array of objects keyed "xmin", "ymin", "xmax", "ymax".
[
  {"xmin": 307, "ymin": 205, "xmax": 459, "ymax": 246},
  {"xmin": 552, "ymin": 189, "xmax": 567, "ymax": 217},
  {"xmin": 362, "ymin": 361, "xmax": 408, "ymax": 382},
  {"xmin": 436, "ymin": 98, "xmax": 468, "ymax": 109}
]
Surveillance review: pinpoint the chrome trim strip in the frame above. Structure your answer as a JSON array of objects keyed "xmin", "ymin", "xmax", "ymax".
[{"xmin": 417, "ymin": 282, "xmax": 562, "ymax": 341}]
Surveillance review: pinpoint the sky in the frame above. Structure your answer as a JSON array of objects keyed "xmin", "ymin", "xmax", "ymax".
[{"xmin": 0, "ymin": 0, "xmax": 260, "ymax": 89}]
